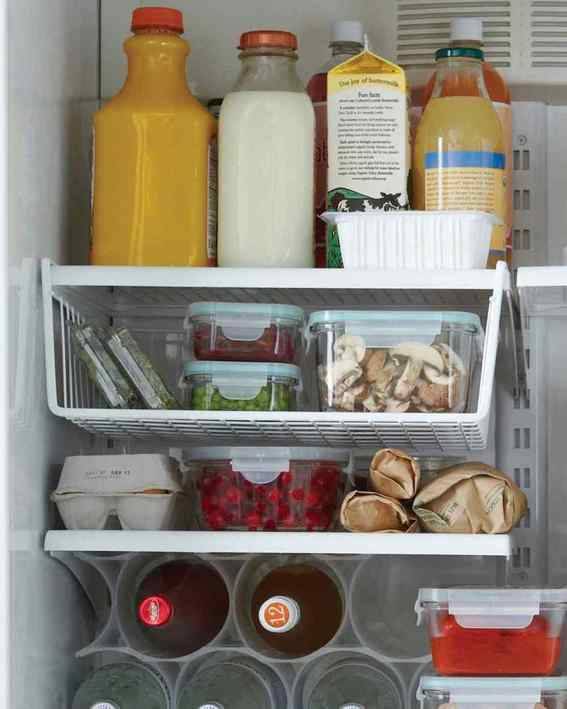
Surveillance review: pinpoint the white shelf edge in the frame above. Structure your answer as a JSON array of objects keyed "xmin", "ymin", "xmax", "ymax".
[
  {"xmin": 46, "ymin": 261, "xmax": 509, "ymax": 292},
  {"xmin": 517, "ymin": 266, "xmax": 567, "ymax": 289},
  {"xmin": 44, "ymin": 530, "xmax": 512, "ymax": 557}
]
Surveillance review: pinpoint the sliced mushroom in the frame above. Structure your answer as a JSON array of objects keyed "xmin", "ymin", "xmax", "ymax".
[
  {"xmin": 362, "ymin": 349, "xmax": 387, "ymax": 382},
  {"xmin": 423, "ymin": 364, "xmax": 457, "ymax": 387},
  {"xmin": 332, "ymin": 358, "xmax": 362, "ymax": 397},
  {"xmin": 414, "ymin": 378, "xmax": 450, "ymax": 410},
  {"xmin": 391, "ymin": 343, "xmax": 444, "ymax": 372},
  {"xmin": 337, "ymin": 389, "xmax": 356, "ymax": 411},
  {"xmin": 394, "ymin": 357, "xmax": 422, "ymax": 400},
  {"xmin": 385, "ymin": 397, "xmax": 411, "ymax": 413},
  {"xmin": 363, "ymin": 394, "xmax": 385, "ymax": 412},
  {"xmin": 334, "ymin": 334, "xmax": 366, "ymax": 363},
  {"xmin": 433, "ymin": 342, "xmax": 466, "ymax": 375}
]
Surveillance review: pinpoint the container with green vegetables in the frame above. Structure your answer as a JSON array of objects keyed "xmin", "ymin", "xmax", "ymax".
[{"xmin": 183, "ymin": 362, "xmax": 301, "ymax": 412}]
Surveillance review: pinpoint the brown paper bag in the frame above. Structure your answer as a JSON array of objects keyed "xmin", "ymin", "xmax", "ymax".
[
  {"xmin": 370, "ymin": 448, "xmax": 420, "ymax": 499},
  {"xmin": 413, "ymin": 462, "xmax": 527, "ymax": 533},
  {"xmin": 340, "ymin": 491, "xmax": 418, "ymax": 533}
]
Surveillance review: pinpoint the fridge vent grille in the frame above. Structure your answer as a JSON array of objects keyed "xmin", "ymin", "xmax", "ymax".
[
  {"xmin": 396, "ymin": 1, "xmax": 513, "ymax": 70},
  {"xmin": 530, "ymin": 1, "xmax": 567, "ymax": 67}
]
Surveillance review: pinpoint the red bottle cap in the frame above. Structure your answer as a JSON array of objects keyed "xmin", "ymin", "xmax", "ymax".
[
  {"xmin": 138, "ymin": 595, "xmax": 173, "ymax": 626},
  {"xmin": 239, "ymin": 30, "xmax": 298, "ymax": 51},
  {"xmin": 131, "ymin": 7, "xmax": 184, "ymax": 34}
]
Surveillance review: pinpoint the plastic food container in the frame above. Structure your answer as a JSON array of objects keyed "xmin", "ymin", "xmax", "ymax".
[
  {"xmin": 183, "ymin": 361, "xmax": 301, "ymax": 412},
  {"xmin": 72, "ymin": 324, "xmax": 140, "ymax": 409},
  {"xmin": 416, "ymin": 587, "xmax": 567, "ymax": 676},
  {"xmin": 186, "ymin": 301, "xmax": 304, "ymax": 363},
  {"xmin": 321, "ymin": 211, "xmax": 499, "ymax": 270},
  {"xmin": 418, "ymin": 677, "xmax": 567, "ymax": 709},
  {"xmin": 51, "ymin": 454, "xmax": 187, "ymax": 530},
  {"xmin": 307, "ymin": 311, "xmax": 482, "ymax": 414},
  {"xmin": 187, "ymin": 447, "xmax": 351, "ymax": 531}
]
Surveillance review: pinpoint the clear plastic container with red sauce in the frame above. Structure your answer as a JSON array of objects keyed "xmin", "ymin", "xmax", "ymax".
[
  {"xmin": 186, "ymin": 302, "xmax": 304, "ymax": 363},
  {"xmin": 187, "ymin": 447, "xmax": 351, "ymax": 532},
  {"xmin": 416, "ymin": 588, "xmax": 567, "ymax": 676}
]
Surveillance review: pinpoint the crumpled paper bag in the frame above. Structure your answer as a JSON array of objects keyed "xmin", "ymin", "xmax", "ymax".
[
  {"xmin": 370, "ymin": 448, "xmax": 420, "ymax": 500},
  {"xmin": 413, "ymin": 462, "xmax": 527, "ymax": 533},
  {"xmin": 340, "ymin": 490, "xmax": 418, "ymax": 533}
]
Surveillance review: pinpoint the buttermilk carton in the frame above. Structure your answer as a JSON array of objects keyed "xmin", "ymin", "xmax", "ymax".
[{"xmin": 326, "ymin": 49, "xmax": 409, "ymax": 267}]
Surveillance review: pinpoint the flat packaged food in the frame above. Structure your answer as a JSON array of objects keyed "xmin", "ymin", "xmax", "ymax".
[
  {"xmin": 183, "ymin": 361, "xmax": 301, "ymax": 412},
  {"xmin": 105, "ymin": 327, "xmax": 180, "ymax": 409},
  {"xmin": 416, "ymin": 587, "xmax": 567, "ymax": 676},
  {"xmin": 187, "ymin": 447, "xmax": 350, "ymax": 531},
  {"xmin": 418, "ymin": 676, "xmax": 567, "ymax": 709},
  {"xmin": 186, "ymin": 301, "xmax": 304, "ymax": 364},
  {"xmin": 307, "ymin": 310, "xmax": 482, "ymax": 413},
  {"xmin": 72, "ymin": 324, "xmax": 140, "ymax": 409},
  {"xmin": 51, "ymin": 454, "xmax": 188, "ymax": 531}
]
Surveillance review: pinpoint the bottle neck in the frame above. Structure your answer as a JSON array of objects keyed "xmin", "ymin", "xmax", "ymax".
[
  {"xmin": 331, "ymin": 40, "xmax": 363, "ymax": 57},
  {"xmin": 431, "ymin": 57, "xmax": 489, "ymax": 99},
  {"xmin": 233, "ymin": 49, "xmax": 304, "ymax": 92},
  {"xmin": 123, "ymin": 31, "xmax": 190, "ymax": 98}
]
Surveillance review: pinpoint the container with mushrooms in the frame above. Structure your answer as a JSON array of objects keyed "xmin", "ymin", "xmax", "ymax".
[{"xmin": 307, "ymin": 310, "xmax": 482, "ymax": 414}]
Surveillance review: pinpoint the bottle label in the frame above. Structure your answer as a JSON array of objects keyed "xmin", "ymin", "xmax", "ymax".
[
  {"xmin": 424, "ymin": 150, "xmax": 506, "ymax": 259},
  {"xmin": 207, "ymin": 138, "xmax": 218, "ymax": 266},
  {"xmin": 493, "ymin": 102, "xmax": 513, "ymax": 265},
  {"xmin": 313, "ymin": 101, "xmax": 328, "ymax": 267},
  {"xmin": 259, "ymin": 596, "xmax": 300, "ymax": 633},
  {"xmin": 138, "ymin": 595, "xmax": 173, "ymax": 627}
]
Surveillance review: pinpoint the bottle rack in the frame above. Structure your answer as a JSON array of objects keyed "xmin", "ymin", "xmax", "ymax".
[
  {"xmin": 57, "ymin": 550, "xmax": 503, "ymax": 709},
  {"xmin": 41, "ymin": 259, "xmax": 511, "ymax": 452}
]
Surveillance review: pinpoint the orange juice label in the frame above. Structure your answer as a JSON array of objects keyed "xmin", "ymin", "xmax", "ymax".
[
  {"xmin": 263, "ymin": 600, "xmax": 290, "ymax": 629},
  {"xmin": 424, "ymin": 150, "xmax": 506, "ymax": 256},
  {"xmin": 207, "ymin": 138, "xmax": 218, "ymax": 266},
  {"xmin": 494, "ymin": 102, "xmax": 513, "ymax": 263}
]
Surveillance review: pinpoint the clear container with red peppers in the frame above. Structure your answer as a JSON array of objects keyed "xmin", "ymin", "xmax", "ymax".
[
  {"xmin": 186, "ymin": 302, "xmax": 305, "ymax": 363},
  {"xmin": 416, "ymin": 587, "xmax": 567, "ymax": 676},
  {"xmin": 187, "ymin": 447, "xmax": 351, "ymax": 532}
]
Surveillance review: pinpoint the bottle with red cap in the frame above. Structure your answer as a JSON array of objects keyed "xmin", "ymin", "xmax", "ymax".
[
  {"xmin": 90, "ymin": 7, "xmax": 217, "ymax": 267},
  {"xmin": 218, "ymin": 29, "xmax": 315, "ymax": 267},
  {"xmin": 135, "ymin": 559, "xmax": 229, "ymax": 657}
]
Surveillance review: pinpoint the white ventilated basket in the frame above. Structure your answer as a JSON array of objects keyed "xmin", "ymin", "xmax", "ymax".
[
  {"xmin": 41, "ymin": 259, "xmax": 509, "ymax": 453},
  {"xmin": 322, "ymin": 211, "xmax": 498, "ymax": 270}
]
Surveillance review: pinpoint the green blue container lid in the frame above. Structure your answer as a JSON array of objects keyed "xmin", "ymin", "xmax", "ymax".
[
  {"xmin": 184, "ymin": 361, "xmax": 301, "ymax": 381},
  {"xmin": 308, "ymin": 310, "xmax": 482, "ymax": 334},
  {"xmin": 435, "ymin": 46, "xmax": 484, "ymax": 61},
  {"xmin": 419, "ymin": 676, "xmax": 567, "ymax": 697},
  {"xmin": 188, "ymin": 301, "xmax": 304, "ymax": 322}
]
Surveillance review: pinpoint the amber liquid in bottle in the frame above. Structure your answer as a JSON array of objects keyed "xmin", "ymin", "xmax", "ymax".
[{"xmin": 251, "ymin": 563, "xmax": 343, "ymax": 657}]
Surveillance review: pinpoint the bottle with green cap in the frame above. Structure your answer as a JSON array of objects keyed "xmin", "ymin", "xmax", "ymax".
[
  {"xmin": 71, "ymin": 663, "xmax": 169, "ymax": 709},
  {"xmin": 413, "ymin": 40, "xmax": 506, "ymax": 268}
]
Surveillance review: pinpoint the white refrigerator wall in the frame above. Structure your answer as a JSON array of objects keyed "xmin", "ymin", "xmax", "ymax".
[{"xmin": 7, "ymin": 1, "xmax": 99, "ymax": 707}]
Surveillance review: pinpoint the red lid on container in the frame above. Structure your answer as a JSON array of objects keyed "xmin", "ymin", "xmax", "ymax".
[
  {"xmin": 131, "ymin": 7, "xmax": 184, "ymax": 34},
  {"xmin": 138, "ymin": 595, "xmax": 173, "ymax": 626},
  {"xmin": 239, "ymin": 30, "xmax": 298, "ymax": 50}
]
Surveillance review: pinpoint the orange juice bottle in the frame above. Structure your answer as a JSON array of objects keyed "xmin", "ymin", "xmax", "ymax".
[{"xmin": 90, "ymin": 7, "xmax": 217, "ymax": 267}]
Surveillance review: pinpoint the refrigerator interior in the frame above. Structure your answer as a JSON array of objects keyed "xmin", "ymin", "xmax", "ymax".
[{"xmin": 7, "ymin": 0, "xmax": 567, "ymax": 707}]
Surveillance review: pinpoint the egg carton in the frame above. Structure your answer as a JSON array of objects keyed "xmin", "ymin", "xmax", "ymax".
[{"xmin": 55, "ymin": 551, "xmax": 502, "ymax": 708}]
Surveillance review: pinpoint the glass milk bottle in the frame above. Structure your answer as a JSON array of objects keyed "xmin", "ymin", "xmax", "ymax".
[{"xmin": 218, "ymin": 30, "xmax": 315, "ymax": 267}]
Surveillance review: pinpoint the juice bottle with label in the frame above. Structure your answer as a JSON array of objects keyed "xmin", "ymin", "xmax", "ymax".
[
  {"xmin": 307, "ymin": 21, "xmax": 364, "ymax": 268},
  {"xmin": 90, "ymin": 7, "xmax": 217, "ymax": 267},
  {"xmin": 250, "ymin": 562, "xmax": 343, "ymax": 658},
  {"xmin": 420, "ymin": 18, "xmax": 513, "ymax": 266},
  {"xmin": 413, "ymin": 46, "xmax": 505, "ymax": 267}
]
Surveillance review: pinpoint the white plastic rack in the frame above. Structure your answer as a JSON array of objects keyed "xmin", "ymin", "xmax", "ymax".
[
  {"xmin": 43, "ymin": 529, "xmax": 512, "ymax": 556},
  {"xmin": 517, "ymin": 266, "xmax": 567, "ymax": 317},
  {"xmin": 42, "ymin": 259, "xmax": 510, "ymax": 451}
]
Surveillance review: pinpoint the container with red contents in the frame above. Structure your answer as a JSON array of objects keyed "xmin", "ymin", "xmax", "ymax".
[
  {"xmin": 416, "ymin": 587, "xmax": 567, "ymax": 676},
  {"xmin": 187, "ymin": 447, "xmax": 351, "ymax": 532},
  {"xmin": 186, "ymin": 302, "xmax": 304, "ymax": 363}
]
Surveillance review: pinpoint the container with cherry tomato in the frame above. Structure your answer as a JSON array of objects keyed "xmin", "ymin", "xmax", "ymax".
[
  {"xmin": 416, "ymin": 587, "xmax": 567, "ymax": 676},
  {"xmin": 186, "ymin": 447, "xmax": 351, "ymax": 532},
  {"xmin": 186, "ymin": 302, "xmax": 305, "ymax": 364}
]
